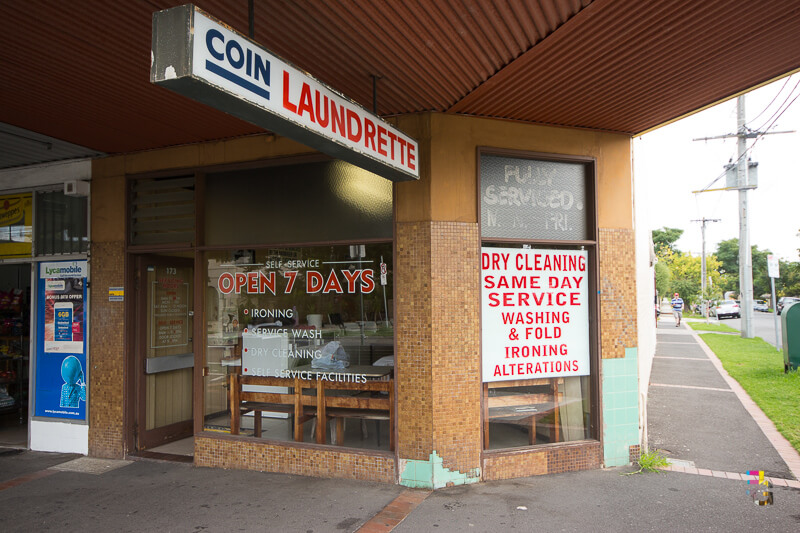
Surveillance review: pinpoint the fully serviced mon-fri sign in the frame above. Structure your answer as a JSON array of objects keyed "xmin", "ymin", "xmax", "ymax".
[
  {"xmin": 151, "ymin": 4, "xmax": 418, "ymax": 183},
  {"xmin": 481, "ymin": 248, "xmax": 590, "ymax": 382}
]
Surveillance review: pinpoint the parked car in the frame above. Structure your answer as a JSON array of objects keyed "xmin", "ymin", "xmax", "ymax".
[
  {"xmin": 714, "ymin": 299, "xmax": 740, "ymax": 319},
  {"xmin": 777, "ymin": 297, "xmax": 800, "ymax": 315},
  {"xmin": 754, "ymin": 300, "xmax": 768, "ymax": 312}
]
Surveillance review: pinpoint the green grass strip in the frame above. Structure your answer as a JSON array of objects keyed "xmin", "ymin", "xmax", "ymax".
[
  {"xmin": 688, "ymin": 322, "xmax": 738, "ymax": 333},
  {"xmin": 699, "ymin": 333, "xmax": 800, "ymax": 453}
]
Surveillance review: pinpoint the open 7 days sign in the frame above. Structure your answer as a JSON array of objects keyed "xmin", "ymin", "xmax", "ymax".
[
  {"xmin": 151, "ymin": 4, "xmax": 419, "ymax": 183},
  {"xmin": 481, "ymin": 248, "xmax": 590, "ymax": 382}
]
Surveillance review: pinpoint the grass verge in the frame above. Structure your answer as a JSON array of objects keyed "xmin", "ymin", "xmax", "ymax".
[
  {"xmin": 699, "ymin": 333, "xmax": 800, "ymax": 453},
  {"xmin": 688, "ymin": 322, "xmax": 738, "ymax": 333}
]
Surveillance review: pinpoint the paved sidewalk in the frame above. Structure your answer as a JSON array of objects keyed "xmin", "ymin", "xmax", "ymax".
[
  {"xmin": 2, "ymin": 320, "xmax": 799, "ymax": 532},
  {"xmin": 649, "ymin": 319, "xmax": 800, "ymax": 481}
]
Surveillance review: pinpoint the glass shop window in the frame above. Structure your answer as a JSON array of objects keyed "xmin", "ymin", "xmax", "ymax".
[
  {"xmin": 202, "ymin": 158, "xmax": 395, "ymax": 450},
  {"xmin": 205, "ymin": 160, "xmax": 392, "ymax": 246},
  {"xmin": 204, "ymin": 245, "xmax": 395, "ymax": 450},
  {"xmin": 35, "ymin": 191, "xmax": 88, "ymax": 255},
  {"xmin": 480, "ymin": 152, "xmax": 596, "ymax": 450},
  {"xmin": 0, "ymin": 193, "xmax": 33, "ymax": 258}
]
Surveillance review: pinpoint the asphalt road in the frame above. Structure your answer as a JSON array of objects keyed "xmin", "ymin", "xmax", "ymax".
[{"xmin": 712, "ymin": 311, "xmax": 783, "ymax": 347}]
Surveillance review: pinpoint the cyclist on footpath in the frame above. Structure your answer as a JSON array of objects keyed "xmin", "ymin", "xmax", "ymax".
[{"xmin": 671, "ymin": 292, "xmax": 684, "ymax": 327}]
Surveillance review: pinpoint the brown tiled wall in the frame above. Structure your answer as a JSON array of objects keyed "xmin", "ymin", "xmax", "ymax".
[
  {"xmin": 194, "ymin": 435, "xmax": 395, "ymax": 483},
  {"xmin": 599, "ymin": 228, "xmax": 637, "ymax": 358},
  {"xmin": 396, "ymin": 222, "xmax": 434, "ymax": 461},
  {"xmin": 546, "ymin": 441, "xmax": 602, "ymax": 474},
  {"xmin": 396, "ymin": 221, "xmax": 482, "ymax": 477},
  {"xmin": 88, "ymin": 240, "xmax": 126, "ymax": 458},
  {"xmin": 430, "ymin": 221, "xmax": 481, "ymax": 474},
  {"xmin": 482, "ymin": 442, "xmax": 601, "ymax": 481}
]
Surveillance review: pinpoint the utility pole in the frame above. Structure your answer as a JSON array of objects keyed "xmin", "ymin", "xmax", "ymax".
[
  {"xmin": 692, "ymin": 217, "xmax": 720, "ymax": 322},
  {"xmin": 736, "ymin": 97, "xmax": 756, "ymax": 338},
  {"xmin": 693, "ymin": 94, "xmax": 792, "ymax": 339}
]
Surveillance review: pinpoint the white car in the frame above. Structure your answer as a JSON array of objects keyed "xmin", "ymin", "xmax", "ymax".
[
  {"xmin": 714, "ymin": 299, "xmax": 740, "ymax": 319},
  {"xmin": 754, "ymin": 300, "xmax": 768, "ymax": 312}
]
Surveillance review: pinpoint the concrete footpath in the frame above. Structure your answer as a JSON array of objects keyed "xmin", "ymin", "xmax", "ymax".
[{"xmin": 2, "ymin": 320, "xmax": 799, "ymax": 532}]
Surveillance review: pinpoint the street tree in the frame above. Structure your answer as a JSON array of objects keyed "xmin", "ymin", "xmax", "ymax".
[
  {"xmin": 655, "ymin": 246, "xmax": 722, "ymax": 306},
  {"xmin": 652, "ymin": 227, "xmax": 684, "ymax": 255},
  {"xmin": 713, "ymin": 238, "xmax": 773, "ymax": 297}
]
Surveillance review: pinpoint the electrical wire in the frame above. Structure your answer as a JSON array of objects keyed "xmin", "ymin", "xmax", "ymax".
[
  {"xmin": 747, "ymin": 76, "xmax": 792, "ymax": 126},
  {"xmin": 697, "ymin": 90, "xmax": 799, "ymax": 193},
  {"xmin": 751, "ymin": 77, "xmax": 800, "ymax": 133}
]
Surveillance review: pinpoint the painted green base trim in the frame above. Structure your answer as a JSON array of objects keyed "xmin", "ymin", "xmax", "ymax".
[{"xmin": 399, "ymin": 451, "xmax": 481, "ymax": 489}]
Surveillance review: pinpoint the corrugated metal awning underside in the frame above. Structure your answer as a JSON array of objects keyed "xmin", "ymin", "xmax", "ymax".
[{"xmin": 1, "ymin": 0, "xmax": 799, "ymax": 162}]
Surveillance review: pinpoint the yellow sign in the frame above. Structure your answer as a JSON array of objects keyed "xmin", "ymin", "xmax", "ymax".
[
  {"xmin": 108, "ymin": 287, "xmax": 124, "ymax": 302},
  {"xmin": 0, "ymin": 193, "xmax": 32, "ymax": 258}
]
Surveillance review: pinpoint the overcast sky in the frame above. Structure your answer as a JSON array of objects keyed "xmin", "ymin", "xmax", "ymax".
[{"xmin": 634, "ymin": 76, "xmax": 800, "ymax": 261}]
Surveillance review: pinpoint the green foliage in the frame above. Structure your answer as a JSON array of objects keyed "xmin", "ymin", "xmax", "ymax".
[
  {"xmin": 652, "ymin": 227, "xmax": 683, "ymax": 255},
  {"xmin": 655, "ymin": 246, "xmax": 722, "ymax": 304},
  {"xmin": 638, "ymin": 450, "xmax": 670, "ymax": 472},
  {"xmin": 623, "ymin": 450, "xmax": 669, "ymax": 475},
  {"xmin": 713, "ymin": 238, "xmax": 774, "ymax": 297},
  {"xmin": 700, "ymin": 333, "xmax": 800, "ymax": 452},
  {"xmin": 776, "ymin": 260, "xmax": 800, "ymax": 298},
  {"xmin": 654, "ymin": 260, "xmax": 672, "ymax": 299},
  {"xmin": 715, "ymin": 238, "xmax": 739, "ymax": 277}
]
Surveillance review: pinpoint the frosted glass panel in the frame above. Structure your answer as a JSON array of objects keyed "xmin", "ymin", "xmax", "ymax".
[
  {"xmin": 481, "ymin": 155, "xmax": 588, "ymax": 241},
  {"xmin": 205, "ymin": 160, "xmax": 392, "ymax": 246}
]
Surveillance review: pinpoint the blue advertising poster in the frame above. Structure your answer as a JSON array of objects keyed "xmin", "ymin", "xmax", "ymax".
[{"xmin": 34, "ymin": 261, "xmax": 87, "ymax": 420}]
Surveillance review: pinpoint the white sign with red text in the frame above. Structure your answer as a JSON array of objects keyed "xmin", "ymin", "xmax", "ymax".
[
  {"xmin": 481, "ymin": 247, "xmax": 590, "ymax": 382},
  {"xmin": 187, "ymin": 8, "xmax": 418, "ymax": 181}
]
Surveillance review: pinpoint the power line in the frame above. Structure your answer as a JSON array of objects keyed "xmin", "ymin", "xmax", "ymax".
[
  {"xmin": 693, "ymin": 101, "xmax": 796, "ymax": 194},
  {"xmin": 747, "ymin": 76, "xmax": 792, "ymax": 125},
  {"xmin": 752, "ymin": 77, "xmax": 800, "ymax": 133}
]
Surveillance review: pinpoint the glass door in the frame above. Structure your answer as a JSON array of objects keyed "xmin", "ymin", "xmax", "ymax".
[{"xmin": 135, "ymin": 255, "xmax": 194, "ymax": 450}]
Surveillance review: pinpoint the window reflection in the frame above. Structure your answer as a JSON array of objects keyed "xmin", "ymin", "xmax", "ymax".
[{"xmin": 204, "ymin": 244, "xmax": 394, "ymax": 450}]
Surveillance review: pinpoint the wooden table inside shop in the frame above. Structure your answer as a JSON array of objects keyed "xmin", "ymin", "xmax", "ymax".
[
  {"xmin": 484, "ymin": 378, "xmax": 563, "ymax": 448},
  {"xmin": 228, "ymin": 365, "xmax": 394, "ymax": 449}
]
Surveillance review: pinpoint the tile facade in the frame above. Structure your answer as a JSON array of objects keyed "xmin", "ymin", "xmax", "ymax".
[
  {"xmin": 83, "ymin": 128, "xmax": 636, "ymax": 484},
  {"xmin": 430, "ymin": 222, "xmax": 481, "ymax": 474},
  {"xmin": 396, "ymin": 221, "xmax": 482, "ymax": 486},
  {"xmin": 194, "ymin": 435, "xmax": 396, "ymax": 483},
  {"xmin": 482, "ymin": 441, "xmax": 601, "ymax": 481},
  {"xmin": 602, "ymin": 347, "xmax": 640, "ymax": 466},
  {"xmin": 599, "ymin": 228, "xmax": 637, "ymax": 359},
  {"xmin": 396, "ymin": 222, "xmax": 434, "ymax": 462},
  {"xmin": 88, "ymin": 240, "xmax": 126, "ymax": 458}
]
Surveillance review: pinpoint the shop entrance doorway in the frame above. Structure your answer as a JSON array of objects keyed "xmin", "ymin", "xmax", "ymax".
[
  {"xmin": 134, "ymin": 255, "xmax": 193, "ymax": 451},
  {"xmin": 0, "ymin": 263, "xmax": 31, "ymax": 448}
]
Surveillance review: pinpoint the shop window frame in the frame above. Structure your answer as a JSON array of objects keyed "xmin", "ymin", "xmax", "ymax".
[
  {"xmin": 124, "ymin": 155, "xmax": 398, "ymax": 457},
  {"xmin": 477, "ymin": 147, "xmax": 601, "ymax": 454}
]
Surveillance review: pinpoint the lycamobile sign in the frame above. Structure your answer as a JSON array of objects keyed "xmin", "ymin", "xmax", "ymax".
[
  {"xmin": 150, "ymin": 4, "xmax": 419, "ymax": 183},
  {"xmin": 41, "ymin": 261, "xmax": 88, "ymax": 279}
]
